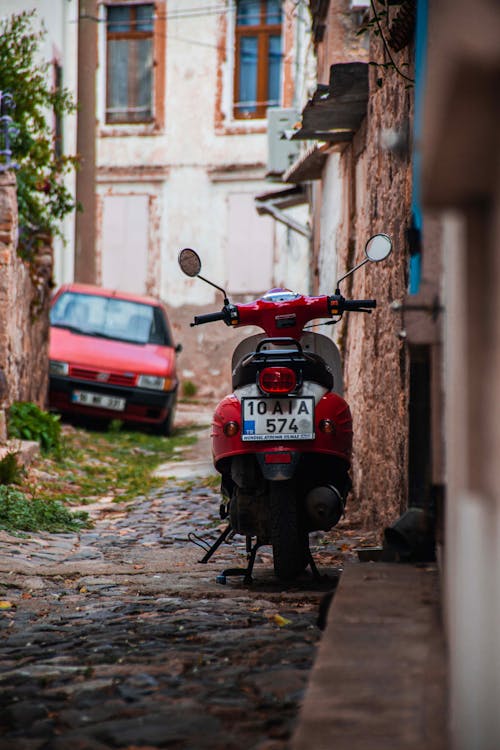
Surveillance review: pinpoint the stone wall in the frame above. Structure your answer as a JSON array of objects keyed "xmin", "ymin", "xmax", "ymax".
[
  {"xmin": 0, "ymin": 171, "xmax": 52, "ymax": 440},
  {"xmin": 339, "ymin": 37, "xmax": 413, "ymax": 528},
  {"xmin": 313, "ymin": 3, "xmax": 414, "ymax": 529}
]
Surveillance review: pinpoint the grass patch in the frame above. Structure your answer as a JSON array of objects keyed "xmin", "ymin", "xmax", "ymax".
[
  {"xmin": 1, "ymin": 418, "xmax": 198, "ymax": 533},
  {"xmin": 0, "ymin": 486, "xmax": 89, "ymax": 533},
  {"xmin": 28, "ymin": 425, "xmax": 197, "ymax": 507}
]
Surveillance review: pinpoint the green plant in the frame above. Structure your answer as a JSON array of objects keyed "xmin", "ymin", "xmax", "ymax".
[
  {"xmin": 0, "ymin": 452, "xmax": 24, "ymax": 485},
  {"xmin": 7, "ymin": 402, "xmax": 62, "ymax": 456},
  {"xmin": 182, "ymin": 380, "xmax": 198, "ymax": 399},
  {"xmin": 0, "ymin": 485, "xmax": 89, "ymax": 533},
  {"xmin": 0, "ymin": 10, "xmax": 78, "ymax": 258}
]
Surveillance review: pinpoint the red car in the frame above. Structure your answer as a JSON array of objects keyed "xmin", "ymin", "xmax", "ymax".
[{"xmin": 48, "ymin": 283, "xmax": 181, "ymax": 435}]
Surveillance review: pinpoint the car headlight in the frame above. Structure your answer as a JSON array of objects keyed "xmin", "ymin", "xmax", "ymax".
[
  {"xmin": 137, "ymin": 374, "xmax": 167, "ymax": 390},
  {"xmin": 49, "ymin": 360, "xmax": 69, "ymax": 376}
]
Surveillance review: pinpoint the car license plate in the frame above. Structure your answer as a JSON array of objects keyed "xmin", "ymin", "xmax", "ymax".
[
  {"xmin": 241, "ymin": 397, "xmax": 315, "ymax": 441},
  {"xmin": 71, "ymin": 390, "xmax": 126, "ymax": 412}
]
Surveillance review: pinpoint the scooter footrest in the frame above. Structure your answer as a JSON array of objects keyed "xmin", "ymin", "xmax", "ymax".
[{"xmin": 222, "ymin": 567, "xmax": 250, "ymax": 577}]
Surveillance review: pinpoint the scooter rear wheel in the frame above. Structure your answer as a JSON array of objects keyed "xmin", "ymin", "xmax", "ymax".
[{"xmin": 270, "ymin": 480, "xmax": 309, "ymax": 582}]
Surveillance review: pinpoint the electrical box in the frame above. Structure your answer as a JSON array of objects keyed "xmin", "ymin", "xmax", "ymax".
[{"xmin": 267, "ymin": 108, "xmax": 301, "ymax": 180}]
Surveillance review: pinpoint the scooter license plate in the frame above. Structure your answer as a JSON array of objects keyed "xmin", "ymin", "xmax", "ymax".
[{"xmin": 241, "ymin": 397, "xmax": 315, "ymax": 441}]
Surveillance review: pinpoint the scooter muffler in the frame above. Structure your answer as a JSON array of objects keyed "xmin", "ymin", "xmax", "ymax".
[{"xmin": 305, "ymin": 485, "xmax": 344, "ymax": 531}]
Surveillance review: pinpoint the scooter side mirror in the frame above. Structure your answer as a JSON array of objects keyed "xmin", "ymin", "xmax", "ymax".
[
  {"xmin": 178, "ymin": 247, "xmax": 231, "ymax": 304},
  {"xmin": 365, "ymin": 234, "xmax": 392, "ymax": 263},
  {"xmin": 178, "ymin": 248, "xmax": 202, "ymax": 277},
  {"xmin": 335, "ymin": 233, "xmax": 393, "ymax": 291}
]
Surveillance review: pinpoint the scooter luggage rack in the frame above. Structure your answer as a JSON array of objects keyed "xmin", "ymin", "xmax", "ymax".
[
  {"xmin": 243, "ymin": 337, "xmax": 308, "ymax": 366},
  {"xmin": 233, "ymin": 337, "xmax": 334, "ymax": 391}
]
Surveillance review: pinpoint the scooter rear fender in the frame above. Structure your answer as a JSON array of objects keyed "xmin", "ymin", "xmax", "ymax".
[{"xmin": 212, "ymin": 391, "xmax": 352, "ymax": 472}]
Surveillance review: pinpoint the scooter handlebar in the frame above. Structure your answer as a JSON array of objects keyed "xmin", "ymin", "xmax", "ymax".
[
  {"xmin": 191, "ymin": 310, "xmax": 227, "ymax": 326},
  {"xmin": 341, "ymin": 298, "xmax": 377, "ymax": 312}
]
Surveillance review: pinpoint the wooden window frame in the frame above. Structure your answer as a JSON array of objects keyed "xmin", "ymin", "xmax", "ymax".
[
  {"xmin": 105, "ymin": 3, "xmax": 155, "ymax": 125},
  {"xmin": 233, "ymin": 1, "xmax": 282, "ymax": 120}
]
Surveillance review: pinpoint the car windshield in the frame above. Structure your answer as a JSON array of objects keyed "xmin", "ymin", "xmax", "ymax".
[{"xmin": 50, "ymin": 291, "xmax": 171, "ymax": 346}]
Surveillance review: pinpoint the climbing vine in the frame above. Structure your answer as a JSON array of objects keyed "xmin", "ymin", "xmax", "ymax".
[
  {"xmin": 357, "ymin": 0, "xmax": 416, "ymax": 86},
  {"xmin": 0, "ymin": 10, "xmax": 78, "ymax": 260}
]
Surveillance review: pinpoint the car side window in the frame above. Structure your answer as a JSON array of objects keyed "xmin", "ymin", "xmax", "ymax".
[{"xmin": 149, "ymin": 307, "xmax": 170, "ymax": 346}]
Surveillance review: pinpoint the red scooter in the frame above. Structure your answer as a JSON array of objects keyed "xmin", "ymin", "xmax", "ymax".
[{"xmin": 179, "ymin": 234, "xmax": 392, "ymax": 583}]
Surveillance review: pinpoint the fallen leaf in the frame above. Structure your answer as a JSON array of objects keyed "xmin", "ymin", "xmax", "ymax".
[
  {"xmin": 79, "ymin": 586, "xmax": 88, "ymax": 594},
  {"xmin": 0, "ymin": 601, "xmax": 13, "ymax": 610},
  {"xmin": 272, "ymin": 614, "xmax": 292, "ymax": 627}
]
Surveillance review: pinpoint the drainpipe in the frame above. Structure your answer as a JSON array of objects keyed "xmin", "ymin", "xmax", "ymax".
[
  {"xmin": 409, "ymin": 0, "xmax": 428, "ymax": 294},
  {"xmin": 255, "ymin": 201, "xmax": 311, "ymax": 239},
  {"xmin": 75, "ymin": 0, "xmax": 98, "ymax": 283}
]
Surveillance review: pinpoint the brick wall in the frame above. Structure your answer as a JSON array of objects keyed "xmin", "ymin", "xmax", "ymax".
[{"xmin": 0, "ymin": 171, "xmax": 52, "ymax": 440}]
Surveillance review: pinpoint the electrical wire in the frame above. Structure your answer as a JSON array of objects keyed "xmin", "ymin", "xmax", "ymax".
[
  {"xmin": 369, "ymin": 0, "xmax": 414, "ymax": 84},
  {"xmin": 80, "ymin": 2, "xmax": 311, "ymax": 68},
  {"xmin": 79, "ymin": 0, "xmax": 305, "ymax": 25}
]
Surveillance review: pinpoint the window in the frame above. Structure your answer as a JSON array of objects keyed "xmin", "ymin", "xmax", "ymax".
[
  {"xmin": 234, "ymin": 0, "xmax": 283, "ymax": 119},
  {"xmin": 106, "ymin": 4, "xmax": 154, "ymax": 124},
  {"xmin": 51, "ymin": 292, "xmax": 171, "ymax": 346}
]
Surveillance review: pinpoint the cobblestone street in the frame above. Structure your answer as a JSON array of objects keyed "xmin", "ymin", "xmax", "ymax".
[{"xmin": 0, "ymin": 404, "xmax": 375, "ymax": 750}]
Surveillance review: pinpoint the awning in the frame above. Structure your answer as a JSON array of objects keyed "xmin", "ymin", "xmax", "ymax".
[
  {"xmin": 291, "ymin": 62, "xmax": 368, "ymax": 142},
  {"xmin": 254, "ymin": 185, "xmax": 310, "ymax": 238},
  {"xmin": 282, "ymin": 143, "xmax": 331, "ymax": 183}
]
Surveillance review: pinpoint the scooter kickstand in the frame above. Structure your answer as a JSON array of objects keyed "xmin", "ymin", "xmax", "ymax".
[
  {"xmin": 218, "ymin": 537, "xmax": 261, "ymax": 585},
  {"xmin": 199, "ymin": 523, "xmax": 232, "ymax": 564},
  {"xmin": 243, "ymin": 538, "xmax": 261, "ymax": 584}
]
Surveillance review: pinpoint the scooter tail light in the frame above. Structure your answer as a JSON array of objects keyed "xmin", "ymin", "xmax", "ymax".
[{"xmin": 259, "ymin": 367, "xmax": 297, "ymax": 394}]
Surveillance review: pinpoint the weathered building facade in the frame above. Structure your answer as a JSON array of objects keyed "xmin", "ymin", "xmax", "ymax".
[
  {"xmin": 285, "ymin": 0, "xmax": 418, "ymax": 528},
  {"xmin": 2, "ymin": 0, "xmax": 313, "ymax": 305},
  {"xmin": 288, "ymin": 1, "xmax": 500, "ymax": 747},
  {"xmin": 88, "ymin": 0, "xmax": 312, "ymax": 305}
]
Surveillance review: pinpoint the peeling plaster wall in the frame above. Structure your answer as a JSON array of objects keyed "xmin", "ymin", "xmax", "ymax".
[{"xmin": 0, "ymin": 173, "xmax": 52, "ymax": 437}]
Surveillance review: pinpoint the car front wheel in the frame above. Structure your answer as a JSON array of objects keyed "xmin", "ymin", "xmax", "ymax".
[{"xmin": 156, "ymin": 403, "xmax": 176, "ymax": 436}]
